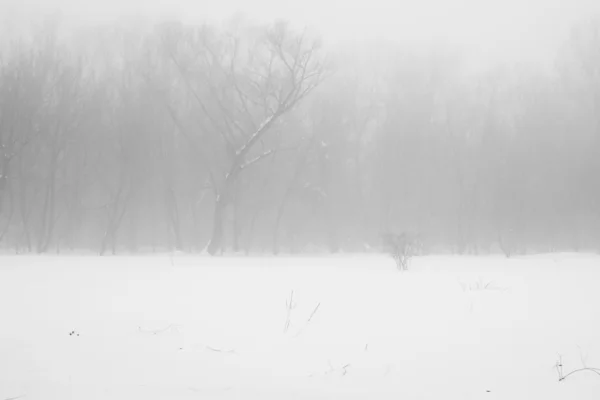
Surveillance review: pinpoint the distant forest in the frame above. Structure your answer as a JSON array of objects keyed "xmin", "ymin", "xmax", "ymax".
[{"xmin": 0, "ymin": 15, "xmax": 599, "ymax": 255}]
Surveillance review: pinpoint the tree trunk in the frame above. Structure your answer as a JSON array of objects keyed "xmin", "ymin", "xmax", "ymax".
[
  {"xmin": 165, "ymin": 187, "xmax": 182, "ymax": 251},
  {"xmin": 232, "ymin": 182, "xmax": 241, "ymax": 254},
  {"xmin": 17, "ymin": 155, "xmax": 32, "ymax": 253},
  {"xmin": 207, "ymin": 193, "xmax": 226, "ymax": 255},
  {"xmin": 100, "ymin": 178, "xmax": 130, "ymax": 256},
  {"xmin": 0, "ymin": 179, "xmax": 14, "ymax": 245}
]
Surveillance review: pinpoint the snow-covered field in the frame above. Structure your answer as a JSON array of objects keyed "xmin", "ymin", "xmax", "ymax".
[{"xmin": 1, "ymin": 253, "xmax": 599, "ymax": 399}]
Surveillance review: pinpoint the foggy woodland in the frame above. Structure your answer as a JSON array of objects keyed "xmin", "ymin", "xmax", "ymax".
[{"xmin": 0, "ymin": 15, "xmax": 599, "ymax": 256}]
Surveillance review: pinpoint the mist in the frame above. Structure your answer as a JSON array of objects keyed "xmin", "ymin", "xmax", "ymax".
[
  {"xmin": 0, "ymin": 0, "xmax": 599, "ymax": 255},
  {"xmin": 3, "ymin": 2, "xmax": 600, "ymax": 398},
  {"xmin": 5, "ymin": 0, "xmax": 600, "ymax": 67}
]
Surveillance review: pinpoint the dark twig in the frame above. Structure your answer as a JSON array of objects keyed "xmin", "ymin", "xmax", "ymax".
[
  {"xmin": 283, "ymin": 290, "xmax": 295, "ymax": 333},
  {"xmin": 556, "ymin": 353, "xmax": 600, "ymax": 382},
  {"xmin": 306, "ymin": 302, "xmax": 320, "ymax": 323},
  {"xmin": 205, "ymin": 345, "xmax": 236, "ymax": 354},
  {"xmin": 294, "ymin": 301, "xmax": 321, "ymax": 337}
]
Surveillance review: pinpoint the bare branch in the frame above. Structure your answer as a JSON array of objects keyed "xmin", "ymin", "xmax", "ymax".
[
  {"xmin": 228, "ymin": 36, "xmax": 257, "ymax": 131},
  {"xmin": 240, "ymin": 149, "xmax": 274, "ymax": 170},
  {"xmin": 163, "ymin": 39, "xmax": 236, "ymax": 154},
  {"xmin": 196, "ymin": 42, "xmax": 249, "ymax": 144}
]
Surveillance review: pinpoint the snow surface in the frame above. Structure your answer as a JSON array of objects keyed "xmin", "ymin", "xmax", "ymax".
[{"xmin": 1, "ymin": 253, "xmax": 599, "ymax": 399}]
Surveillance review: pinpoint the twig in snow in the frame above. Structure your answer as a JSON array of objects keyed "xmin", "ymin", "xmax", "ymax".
[
  {"xmin": 577, "ymin": 345, "xmax": 589, "ymax": 367},
  {"xmin": 321, "ymin": 360, "xmax": 351, "ymax": 377},
  {"xmin": 205, "ymin": 345, "xmax": 236, "ymax": 354},
  {"xmin": 307, "ymin": 302, "xmax": 320, "ymax": 323},
  {"xmin": 556, "ymin": 353, "xmax": 600, "ymax": 382},
  {"xmin": 294, "ymin": 301, "xmax": 321, "ymax": 337},
  {"xmin": 284, "ymin": 290, "xmax": 296, "ymax": 333},
  {"xmin": 341, "ymin": 363, "xmax": 351, "ymax": 376}
]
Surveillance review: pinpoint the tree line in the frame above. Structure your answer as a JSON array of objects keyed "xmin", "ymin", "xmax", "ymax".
[{"xmin": 0, "ymin": 16, "xmax": 599, "ymax": 255}]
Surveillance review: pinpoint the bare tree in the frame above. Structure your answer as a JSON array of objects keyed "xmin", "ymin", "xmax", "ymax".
[{"xmin": 151, "ymin": 21, "xmax": 329, "ymax": 255}]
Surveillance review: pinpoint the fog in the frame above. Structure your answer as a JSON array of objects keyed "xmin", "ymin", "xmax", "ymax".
[
  {"xmin": 2, "ymin": 4, "xmax": 600, "ymax": 398},
  {"xmin": 0, "ymin": 0, "xmax": 600, "ymax": 255},
  {"xmin": 5, "ymin": 0, "xmax": 600, "ymax": 68}
]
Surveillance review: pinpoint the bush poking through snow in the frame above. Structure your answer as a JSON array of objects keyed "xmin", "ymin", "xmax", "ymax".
[
  {"xmin": 458, "ymin": 278, "xmax": 508, "ymax": 292},
  {"xmin": 498, "ymin": 229, "xmax": 515, "ymax": 258},
  {"xmin": 382, "ymin": 232, "xmax": 419, "ymax": 270}
]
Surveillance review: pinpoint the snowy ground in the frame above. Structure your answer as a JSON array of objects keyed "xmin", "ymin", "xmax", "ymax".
[{"xmin": 1, "ymin": 253, "xmax": 599, "ymax": 399}]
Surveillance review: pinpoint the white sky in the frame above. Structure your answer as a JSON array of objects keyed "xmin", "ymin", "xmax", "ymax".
[{"xmin": 2, "ymin": 0, "xmax": 600, "ymax": 69}]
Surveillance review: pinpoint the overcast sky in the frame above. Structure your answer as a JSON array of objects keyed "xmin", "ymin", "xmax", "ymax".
[{"xmin": 2, "ymin": 0, "xmax": 600, "ymax": 69}]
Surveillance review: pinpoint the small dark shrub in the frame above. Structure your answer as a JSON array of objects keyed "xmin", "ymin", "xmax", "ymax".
[{"xmin": 382, "ymin": 232, "xmax": 420, "ymax": 270}]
